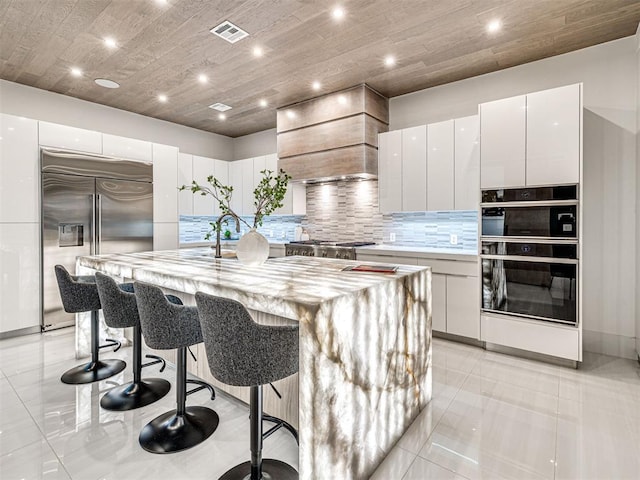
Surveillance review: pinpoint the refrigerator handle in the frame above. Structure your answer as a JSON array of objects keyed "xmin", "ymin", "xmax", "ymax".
[
  {"xmin": 90, "ymin": 194, "xmax": 96, "ymax": 255},
  {"xmin": 95, "ymin": 194, "xmax": 102, "ymax": 255}
]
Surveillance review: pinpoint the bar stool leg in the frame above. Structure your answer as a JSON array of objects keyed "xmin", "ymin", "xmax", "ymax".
[
  {"xmin": 61, "ymin": 311, "xmax": 126, "ymax": 384},
  {"xmin": 100, "ymin": 325, "xmax": 170, "ymax": 411},
  {"xmin": 220, "ymin": 385, "xmax": 299, "ymax": 480},
  {"xmin": 139, "ymin": 347, "xmax": 219, "ymax": 453}
]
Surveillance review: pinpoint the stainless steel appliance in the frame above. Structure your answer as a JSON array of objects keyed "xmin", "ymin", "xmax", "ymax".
[
  {"xmin": 480, "ymin": 185, "xmax": 579, "ymax": 326},
  {"xmin": 285, "ymin": 241, "xmax": 375, "ymax": 260},
  {"xmin": 481, "ymin": 185, "xmax": 577, "ymax": 239},
  {"xmin": 41, "ymin": 149, "xmax": 153, "ymax": 331}
]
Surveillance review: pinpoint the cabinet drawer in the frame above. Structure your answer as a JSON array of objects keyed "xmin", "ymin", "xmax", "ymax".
[
  {"xmin": 356, "ymin": 254, "xmax": 418, "ymax": 266},
  {"xmin": 481, "ymin": 313, "xmax": 579, "ymax": 361},
  {"xmin": 416, "ymin": 258, "xmax": 478, "ymax": 276}
]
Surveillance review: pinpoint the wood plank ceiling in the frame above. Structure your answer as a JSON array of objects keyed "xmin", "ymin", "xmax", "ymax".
[{"xmin": 1, "ymin": 0, "xmax": 638, "ymax": 138}]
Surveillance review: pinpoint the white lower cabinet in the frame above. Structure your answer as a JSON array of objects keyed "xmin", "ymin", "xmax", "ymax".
[
  {"xmin": 481, "ymin": 313, "xmax": 580, "ymax": 361},
  {"xmin": 446, "ymin": 275, "xmax": 480, "ymax": 338},
  {"xmin": 0, "ymin": 223, "xmax": 40, "ymax": 334},
  {"xmin": 269, "ymin": 244, "xmax": 285, "ymax": 258},
  {"xmin": 355, "ymin": 251, "xmax": 480, "ymax": 340},
  {"xmin": 431, "ymin": 274, "xmax": 447, "ymax": 332}
]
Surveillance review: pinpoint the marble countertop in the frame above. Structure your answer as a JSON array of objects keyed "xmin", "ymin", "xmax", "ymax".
[
  {"xmin": 77, "ymin": 248, "xmax": 428, "ymax": 320},
  {"xmin": 355, "ymin": 244, "xmax": 478, "ymax": 261}
]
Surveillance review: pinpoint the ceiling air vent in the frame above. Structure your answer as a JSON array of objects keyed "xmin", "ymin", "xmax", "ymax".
[
  {"xmin": 210, "ymin": 21, "xmax": 249, "ymax": 44},
  {"xmin": 208, "ymin": 103, "xmax": 232, "ymax": 112}
]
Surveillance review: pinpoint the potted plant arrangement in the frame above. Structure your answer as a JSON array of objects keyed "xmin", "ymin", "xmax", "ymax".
[{"xmin": 179, "ymin": 169, "xmax": 291, "ymax": 266}]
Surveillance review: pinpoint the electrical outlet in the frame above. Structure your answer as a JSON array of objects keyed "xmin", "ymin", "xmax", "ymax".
[
  {"xmin": 389, "ymin": 232, "xmax": 396, "ymax": 242},
  {"xmin": 449, "ymin": 234, "xmax": 458, "ymax": 245}
]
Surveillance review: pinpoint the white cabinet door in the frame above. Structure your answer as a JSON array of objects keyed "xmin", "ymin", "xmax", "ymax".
[
  {"xmin": 103, "ymin": 134, "xmax": 152, "ymax": 162},
  {"xmin": 427, "ymin": 120, "xmax": 454, "ymax": 211},
  {"xmin": 526, "ymin": 84, "xmax": 580, "ymax": 186},
  {"xmin": 153, "ymin": 222, "xmax": 178, "ymax": 250},
  {"xmin": 229, "ymin": 161, "xmax": 244, "ymax": 215},
  {"xmin": 446, "ymin": 275, "xmax": 480, "ymax": 339},
  {"xmin": 152, "ymin": 144, "xmax": 178, "ymax": 223},
  {"xmin": 378, "ymin": 130, "xmax": 402, "ymax": 213},
  {"xmin": 454, "ymin": 115, "xmax": 480, "ymax": 210},
  {"xmin": 240, "ymin": 158, "xmax": 255, "ymax": 218},
  {"xmin": 39, "ymin": 121, "xmax": 102, "ymax": 154},
  {"xmin": 253, "ymin": 155, "xmax": 266, "ymax": 186},
  {"xmin": 0, "ymin": 114, "xmax": 39, "ymax": 223},
  {"xmin": 177, "ymin": 153, "xmax": 193, "ymax": 216},
  {"xmin": 192, "ymin": 155, "xmax": 215, "ymax": 216},
  {"xmin": 213, "ymin": 159, "xmax": 229, "ymax": 217},
  {"xmin": 0, "ymin": 223, "xmax": 40, "ymax": 333},
  {"xmin": 431, "ymin": 273, "xmax": 447, "ymax": 333},
  {"xmin": 401, "ymin": 125, "xmax": 427, "ymax": 211},
  {"xmin": 480, "ymin": 95, "xmax": 526, "ymax": 189}
]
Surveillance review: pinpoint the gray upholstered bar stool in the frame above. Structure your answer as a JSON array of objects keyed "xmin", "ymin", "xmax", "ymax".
[
  {"xmin": 134, "ymin": 281, "xmax": 219, "ymax": 454},
  {"xmin": 95, "ymin": 272, "xmax": 171, "ymax": 411},
  {"xmin": 195, "ymin": 292, "xmax": 299, "ymax": 480},
  {"xmin": 55, "ymin": 265, "xmax": 126, "ymax": 384}
]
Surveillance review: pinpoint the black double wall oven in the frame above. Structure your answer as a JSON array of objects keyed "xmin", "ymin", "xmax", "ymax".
[{"xmin": 481, "ymin": 186, "xmax": 579, "ymax": 326}]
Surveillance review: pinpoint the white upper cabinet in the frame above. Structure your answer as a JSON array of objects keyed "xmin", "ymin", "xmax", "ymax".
[
  {"xmin": 192, "ymin": 155, "xmax": 215, "ymax": 216},
  {"xmin": 526, "ymin": 84, "xmax": 580, "ymax": 186},
  {"xmin": 39, "ymin": 121, "xmax": 102, "ymax": 154},
  {"xmin": 0, "ymin": 114, "xmax": 39, "ymax": 223},
  {"xmin": 103, "ymin": 134, "xmax": 152, "ymax": 162},
  {"xmin": 240, "ymin": 158, "xmax": 255, "ymax": 217},
  {"xmin": 264, "ymin": 153, "xmax": 307, "ymax": 215},
  {"xmin": 152, "ymin": 143, "xmax": 178, "ymax": 223},
  {"xmin": 480, "ymin": 95, "xmax": 526, "ymax": 189},
  {"xmin": 213, "ymin": 159, "xmax": 229, "ymax": 217},
  {"xmin": 228, "ymin": 160, "xmax": 244, "ymax": 216},
  {"xmin": 378, "ymin": 130, "xmax": 402, "ymax": 213},
  {"xmin": 401, "ymin": 125, "xmax": 427, "ymax": 211},
  {"xmin": 454, "ymin": 115, "xmax": 480, "ymax": 210},
  {"xmin": 427, "ymin": 120, "xmax": 455, "ymax": 211},
  {"xmin": 177, "ymin": 153, "xmax": 194, "ymax": 216}
]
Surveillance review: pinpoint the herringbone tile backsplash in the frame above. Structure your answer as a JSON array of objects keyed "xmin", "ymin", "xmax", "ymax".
[{"xmin": 180, "ymin": 180, "xmax": 478, "ymax": 251}]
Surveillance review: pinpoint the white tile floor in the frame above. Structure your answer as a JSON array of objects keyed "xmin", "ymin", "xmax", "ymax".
[{"xmin": 0, "ymin": 330, "xmax": 639, "ymax": 480}]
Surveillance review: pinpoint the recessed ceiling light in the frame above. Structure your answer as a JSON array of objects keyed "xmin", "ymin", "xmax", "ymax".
[
  {"xmin": 286, "ymin": 110, "xmax": 296, "ymax": 119},
  {"xmin": 103, "ymin": 37, "xmax": 117, "ymax": 49},
  {"xmin": 332, "ymin": 7, "xmax": 345, "ymax": 20},
  {"xmin": 158, "ymin": 94, "xmax": 168, "ymax": 102},
  {"xmin": 253, "ymin": 46, "xmax": 263, "ymax": 57},
  {"xmin": 94, "ymin": 78, "xmax": 120, "ymax": 88},
  {"xmin": 486, "ymin": 19, "xmax": 502, "ymax": 33},
  {"xmin": 312, "ymin": 81, "xmax": 321, "ymax": 91},
  {"xmin": 384, "ymin": 55, "xmax": 396, "ymax": 67},
  {"xmin": 218, "ymin": 113, "xmax": 226, "ymax": 120},
  {"xmin": 70, "ymin": 67, "xmax": 83, "ymax": 77},
  {"xmin": 198, "ymin": 74, "xmax": 208, "ymax": 84},
  {"xmin": 337, "ymin": 95, "xmax": 347, "ymax": 105},
  {"xmin": 341, "ymin": 175, "xmax": 346, "ymax": 180},
  {"xmin": 259, "ymin": 99, "xmax": 268, "ymax": 107}
]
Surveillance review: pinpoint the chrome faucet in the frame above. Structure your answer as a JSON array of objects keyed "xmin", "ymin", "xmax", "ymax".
[{"xmin": 215, "ymin": 213, "xmax": 241, "ymax": 259}]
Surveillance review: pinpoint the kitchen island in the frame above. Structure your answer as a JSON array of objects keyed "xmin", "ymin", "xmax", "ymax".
[{"xmin": 77, "ymin": 248, "xmax": 432, "ymax": 480}]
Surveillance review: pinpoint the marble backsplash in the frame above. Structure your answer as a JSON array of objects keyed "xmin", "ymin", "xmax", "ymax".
[{"xmin": 179, "ymin": 180, "xmax": 478, "ymax": 251}]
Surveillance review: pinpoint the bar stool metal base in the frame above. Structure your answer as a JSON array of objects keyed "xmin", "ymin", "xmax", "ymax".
[
  {"xmin": 219, "ymin": 459, "xmax": 298, "ymax": 480},
  {"xmin": 139, "ymin": 406, "xmax": 219, "ymax": 454},
  {"xmin": 100, "ymin": 378, "xmax": 171, "ymax": 411},
  {"xmin": 60, "ymin": 359, "xmax": 126, "ymax": 385}
]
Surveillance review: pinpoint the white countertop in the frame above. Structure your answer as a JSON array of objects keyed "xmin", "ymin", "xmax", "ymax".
[{"xmin": 355, "ymin": 244, "xmax": 478, "ymax": 261}]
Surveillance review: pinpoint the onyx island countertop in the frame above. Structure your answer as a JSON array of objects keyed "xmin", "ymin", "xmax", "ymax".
[{"xmin": 76, "ymin": 248, "xmax": 432, "ymax": 480}]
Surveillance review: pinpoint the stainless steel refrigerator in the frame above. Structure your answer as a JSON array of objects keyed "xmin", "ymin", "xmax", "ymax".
[{"xmin": 41, "ymin": 149, "xmax": 153, "ymax": 331}]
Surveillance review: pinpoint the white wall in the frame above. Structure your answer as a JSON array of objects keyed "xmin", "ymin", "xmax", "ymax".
[
  {"xmin": 233, "ymin": 128, "xmax": 277, "ymax": 160},
  {"xmin": 636, "ymin": 24, "xmax": 640, "ymax": 360},
  {"xmin": 0, "ymin": 80, "xmax": 234, "ymax": 160},
  {"xmin": 391, "ymin": 36, "xmax": 638, "ymax": 359}
]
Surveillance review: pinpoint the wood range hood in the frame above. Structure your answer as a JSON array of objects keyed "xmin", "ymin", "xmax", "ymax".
[{"xmin": 277, "ymin": 84, "xmax": 389, "ymax": 183}]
